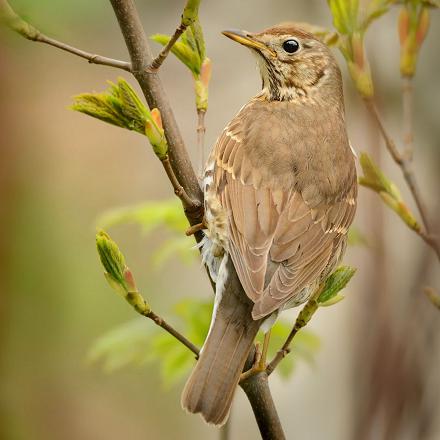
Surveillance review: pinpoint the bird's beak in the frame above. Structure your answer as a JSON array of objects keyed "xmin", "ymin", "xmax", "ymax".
[{"xmin": 222, "ymin": 29, "xmax": 276, "ymax": 57}]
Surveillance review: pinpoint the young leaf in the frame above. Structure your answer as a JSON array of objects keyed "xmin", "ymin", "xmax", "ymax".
[
  {"xmin": 318, "ymin": 266, "xmax": 357, "ymax": 304},
  {"xmin": 97, "ymin": 199, "xmax": 189, "ymax": 234}
]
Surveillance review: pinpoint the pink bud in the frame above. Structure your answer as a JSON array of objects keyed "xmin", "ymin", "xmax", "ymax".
[
  {"xmin": 151, "ymin": 108, "xmax": 163, "ymax": 129},
  {"xmin": 398, "ymin": 7, "xmax": 410, "ymax": 46},
  {"xmin": 123, "ymin": 268, "xmax": 137, "ymax": 291},
  {"xmin": 200, "ymin": 58, "xmax": 212, "ymax": 88}
]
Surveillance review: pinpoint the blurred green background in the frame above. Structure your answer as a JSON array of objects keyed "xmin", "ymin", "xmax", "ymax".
[{"xmin": 1, "ymin": 1, "xmax": 439, "ymax": 439}]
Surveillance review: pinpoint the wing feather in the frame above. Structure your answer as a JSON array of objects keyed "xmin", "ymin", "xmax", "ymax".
[{"xmin": 206, "ymin": 102, "xmax": 357, "ymax": 320}]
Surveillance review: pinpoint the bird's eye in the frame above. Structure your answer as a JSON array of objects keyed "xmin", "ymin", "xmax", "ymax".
[{"xmin": 282, "ymin": 39, "xmax": 300, "ymax": 54}]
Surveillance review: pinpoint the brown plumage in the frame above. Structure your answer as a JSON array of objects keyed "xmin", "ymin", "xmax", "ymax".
[{"xmin": 182, "ymin": 23, "xmax": 357, "ymax": 425}]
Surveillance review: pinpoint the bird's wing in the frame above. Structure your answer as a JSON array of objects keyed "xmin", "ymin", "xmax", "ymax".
[{"xmin": 211, "ymin": 105, "xmax": 357, "ymax": 320}]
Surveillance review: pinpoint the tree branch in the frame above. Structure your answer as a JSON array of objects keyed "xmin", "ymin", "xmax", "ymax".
[
  {"xmin": 160, "ymin": 155, "xmax": 200, "ymax": 211},
  {"xmin": 109, "ymin": 0, "xmax": 203, "ymax": 228},
  {"xmin": 108, "ymin": 3, "xmax": 288, "ymax": 438},
  {"xmin": 240, "ymin": 372, "xmax": 286, "ymax": 440},
  {"xmin": 363, "ymin": 98, "xmax": 439, "ymax": 260},
  {"xmin": 402, "ymin": 76, "xmax": 414, "ymax": 161},
  {"xmin": 0, "ymin": 0, "xmax": 131, "ymax": 71}
]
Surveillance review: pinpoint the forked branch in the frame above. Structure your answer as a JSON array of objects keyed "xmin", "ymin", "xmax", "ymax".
[
  {"xmin": 0, "ymin": 0, "xmax": 131, "ymax": 71},
  {"xmin": 363, "ymin": 98, "xmax": 439, "ymax": 261}
]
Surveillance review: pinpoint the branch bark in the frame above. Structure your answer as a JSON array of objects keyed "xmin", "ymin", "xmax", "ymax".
[
  {"xmin": 240, "ymin": 372, "xmax": 286, "ymax": 440},
  {"xmin": 109, "ymin": 0, "xmax": 203, "ymax": 226}
]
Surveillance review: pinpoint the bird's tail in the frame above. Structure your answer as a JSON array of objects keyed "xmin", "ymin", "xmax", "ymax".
[{"xmin": 181, "ymin": 270, "xmax": 261, "ymax": 426}]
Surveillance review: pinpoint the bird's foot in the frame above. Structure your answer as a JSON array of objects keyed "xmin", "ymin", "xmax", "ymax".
[
  {"xmin": 185, "ymin": 218, "xmax": 207, "ymax": 236},
  {"xmin": 239, "ymin": 342, "xmax": 264, "ymax": 383}
]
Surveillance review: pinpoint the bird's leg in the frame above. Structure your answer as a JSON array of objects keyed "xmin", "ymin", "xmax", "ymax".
[
  {"xmin": 185, "ymin": 217, "xmax": 207, "ymax": 236},
  {"xmin": 240, "ymin": 341, "xmax": 263, "ymax": 382},
  {"xmin": 259, "ymin": 330, "xmax": 271, "ymax": 369}
]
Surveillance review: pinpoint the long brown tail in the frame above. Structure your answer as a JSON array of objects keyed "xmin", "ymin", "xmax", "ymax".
[{"xmin": 181, "ymin": 264, "xmax": 261, "ymax": 425}]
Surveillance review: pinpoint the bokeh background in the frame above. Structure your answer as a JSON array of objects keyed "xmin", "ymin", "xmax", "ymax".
[{"xmin": 1, "ymin": 1, "xmax": 439, "ymax": 439}]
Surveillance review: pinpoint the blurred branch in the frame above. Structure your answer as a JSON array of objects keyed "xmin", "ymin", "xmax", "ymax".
[
  {"xmin": 0, "ymin": 0, "xmax": 131, "ymax": 71},
  {"xmin": 363, "ymin": 98, "xmax": 439, "ymax": 261},
  {"xmin": 402, "ymin": 76, "xmax": 414, "ymax": 160}
]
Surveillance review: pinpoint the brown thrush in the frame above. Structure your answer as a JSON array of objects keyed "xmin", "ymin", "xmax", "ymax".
[{"xmin": 181, "ymin": 23, "xmax": 357, "ymax": 425}]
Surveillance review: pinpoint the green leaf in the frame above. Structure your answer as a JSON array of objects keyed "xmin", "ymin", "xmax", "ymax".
[
  {"xmin": 152, "ymin": 236, "xmax": 198, "ymax": 268},
  {"xmin": 97, "ymin": 199, "xmax": 189, "ymax": 234},
  {"xmin": 88, "ymin": 298, "xmax": 211, "ymax": 387},
  {"xmin": 181, "ymin": 0, "xmax": 201, "ymax": 26},
  {"xmin": 87, "ymin": 319, "xmax": 155, "ymax": 372},
  {"xmin": 72, "ymin": 78, "xmax": 150, "ymax": 135},
  {"xmin": 318, "ymin": 266, "xmax": 356, "ymax": 304},
  {"xmin": 151, "ymin": 34, "xmax": 202, "ymax": 75},
  {"xmin": 348, "ymin": 226, "xmax": 369, "ymax": 247},
  {"xmin": 328, "ymin": 0, "xmax": 359, "ymax": 34}
]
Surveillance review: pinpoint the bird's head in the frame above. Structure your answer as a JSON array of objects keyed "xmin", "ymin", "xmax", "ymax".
[{"xmin": 222, "ymin": 24, "xmax": 341, "ymax": 102}]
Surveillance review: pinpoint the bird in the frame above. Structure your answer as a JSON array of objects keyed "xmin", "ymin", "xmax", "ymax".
[{"xmin": 181, "ymin": 23, "xmax": 357, "ymax": 426}]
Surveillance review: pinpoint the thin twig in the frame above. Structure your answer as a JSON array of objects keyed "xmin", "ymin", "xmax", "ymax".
[
  {"xmin": 0, "ymin": 0, "xmax": 131, "ymax": 71},
  {"xmin": 402, "ymin": 76, "xmax": 414, "ymax": 161},
  {"xmin": 147, "ymin": 23, "xmax": 186, "ymax": 72},
  {"xmin": 364, "ymin": 98, "xmax": 439, "ymax": 260},
  {"xmin": 34, "ymin": 34, "xmax": 132, "ymax": 71},
  {"xmin": 266, "ymin": 287, "xmax": 322, "ymax": 375},
  {"xmin": 197, "ymin": 109, "xmax": 206, "ymax": 176},
  {"xmin": 142, "ymin": 308, "xmax": 200, "ymax": 357},
  {"xmin": 160, "ymin": 155, "xmax": 201, "ymax": 211}
]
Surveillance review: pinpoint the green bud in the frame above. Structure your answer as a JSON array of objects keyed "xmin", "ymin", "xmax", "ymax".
[
  {"xmin": 318, "ymin": 266, "xmax": 357, "ymax": 304},
  {"xmin": 181, "ymin": 0, "xmax": 201, "ymax": 26},
  {"xmin": 72, "ymin": 78, "xmax": 150, "ymax": 135},
  {"xmin": 195, "ymin": 59, "xmax": 211, "ymax": 112},
  {"xmin": 348, "ymin": 60, "xmax": 374, "ymax": 98},
  {"xmin": 96, "ymin": 230, "xmax": 127, "ymax": 289},
  {"xmin": 151, "ymin": 33, "xmax": 202, "ymax": 75},
  {"xmin": 145, "ymin": 109, "xmax": 168, "ymax": 160}
]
